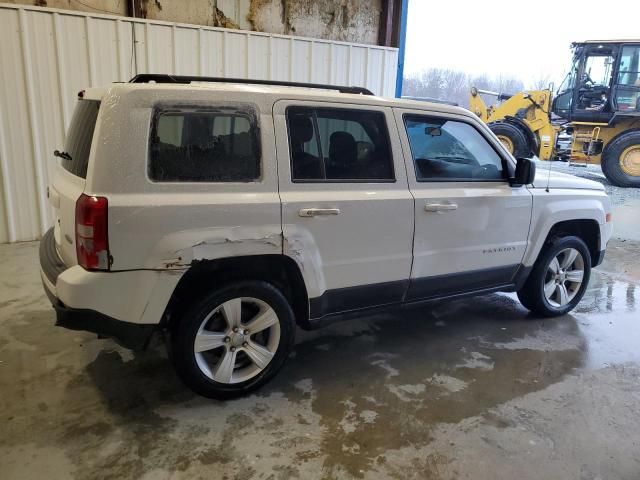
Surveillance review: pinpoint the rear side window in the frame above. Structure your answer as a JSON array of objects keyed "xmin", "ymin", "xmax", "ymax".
[
  {"xmin": 287, "ymin": 106, "xmax": 394, "ymax": 182},
  {"xmin": 149, "ymin": 107, "xmax": 260, "ymax": 182},
  {"xmin": 404, "ymin": 115, "xmax": 505, "ymax": 182},
  {"xmin": 62, "ymin": 100, "xmax": 100, "ymax": 179}
]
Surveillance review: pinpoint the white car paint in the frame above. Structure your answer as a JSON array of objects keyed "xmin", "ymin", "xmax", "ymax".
[
  {"xmin": 393, "ymin": 108, "xmax": 533, "ymax": 283},
  {"xmin": 273, "ymin": 100, "xmax": 414, "ymax": 300},
  {"xmin": 40, "ymin": 82, "xmax": 612, "ymax": 326},
  {"xmin": 531, "ymin": 168, "xmax": 607, "ymax": 191}
]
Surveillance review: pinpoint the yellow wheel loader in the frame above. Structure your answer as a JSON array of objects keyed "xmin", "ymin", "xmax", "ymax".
[{"xmin": 469, "ymin": 40, "xmax": 640, "ymax": 187}]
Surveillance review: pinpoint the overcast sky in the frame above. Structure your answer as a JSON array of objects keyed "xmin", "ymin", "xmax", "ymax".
[{"xmin": 405, "ymin": 0, "xmax": 640, "ymax": 88}]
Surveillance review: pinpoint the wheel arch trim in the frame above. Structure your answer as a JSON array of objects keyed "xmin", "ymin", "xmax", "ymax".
[
  {"xmin": 161, "ymin": 254, "xmax": 311, "ymax": 330},
  {"xmin": 523, "ymin": 198, "xmax": 607, "ymax": 268}
]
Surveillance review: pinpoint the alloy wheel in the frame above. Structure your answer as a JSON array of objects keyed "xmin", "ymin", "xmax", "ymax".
[
  {"xmin": 193, "ymin": 297, "xmax": 281, "ymax": 384},
  {"xmin": 543, "ymin": 248, "xmax": 585, "ymax": 307}
]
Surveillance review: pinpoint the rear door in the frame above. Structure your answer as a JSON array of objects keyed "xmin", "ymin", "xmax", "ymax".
[
  {"xmin": 49, "ymin": 98, "xmax": 100, "ymax": 266},
  {"xmin": 273, "ymin": 100, "xmax": 414, "ymax": 318},
  {"xmin": 394, "ymin": 108, "xmax": 532, "ymax": 299}
]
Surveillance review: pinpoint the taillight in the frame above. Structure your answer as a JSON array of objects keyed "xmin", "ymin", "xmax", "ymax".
[{"xmin": 75, "ymin": 194, "xmax": 110, "ymax": 270}]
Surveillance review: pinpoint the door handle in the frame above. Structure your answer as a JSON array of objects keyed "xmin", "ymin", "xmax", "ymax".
[
  {"xmin": 298, "ymin": 208, "xmax": 341, "ymax": 217},
  {"xmin": 424, "ymin": 203, "xmax": 458, "ymax": 212}
]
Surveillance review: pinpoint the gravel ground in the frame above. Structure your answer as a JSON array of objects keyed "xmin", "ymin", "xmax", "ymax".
[
  {"xmin": 545, "ymin": 160, "xmax": 640, "ymax": 240},
  {"xmin": 545, "ymin": 160, "xmax": 640, "ymax": 206}
]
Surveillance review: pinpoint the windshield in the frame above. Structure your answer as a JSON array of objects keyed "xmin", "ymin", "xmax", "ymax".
[
  {"xmin": 60, "ymin": 100, "xmax": 100, "ymax": 179},
  {"xmin": 582, "ymin": 54, "xmax": 614, "ymax": 86}
]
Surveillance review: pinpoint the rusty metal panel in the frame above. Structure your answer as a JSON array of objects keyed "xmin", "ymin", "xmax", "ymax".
[{"xmin": 0, "ymin": 3, "xmax": 398, "ymax": 243}]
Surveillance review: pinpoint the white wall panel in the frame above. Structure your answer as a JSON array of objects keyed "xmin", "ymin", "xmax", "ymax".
[
  {"xmin": 0, "ymin": 3, "xmax": 398, "ymax": 243},
  {"xmin": 247, "ymin": 34, "xmax": 270, "ymax": 80},
  {"xmin": 350, "ymin": 46, "xmax": 368, "ymax": 87},
  {"xmin": 224, "ymin": 31, "xmax": 249, "ymax": 78},
  {"xmin": 199, "ymin": 29, "xmax": 224, "ymax": 77},
  {"xmin": 292, "ymin": 40, "xmax": 311, "ymax": 82},
  {"xmin": 330, "ymin": 44, "xmax": 350, "ymax": 85},
  {"xmin": 312, "ymin": 42, "xmax": 332, "ymax": 85},
  {"xmin": 0, "ymin": 7, "xmax": 40, "ymax": 241},
  {"xmin": 174, "ymin": 27, "xmax": 199, "ymax": 75},
  {"xmin": 270, "ymin": 37, "xmax": 291, "ymax": 81}
]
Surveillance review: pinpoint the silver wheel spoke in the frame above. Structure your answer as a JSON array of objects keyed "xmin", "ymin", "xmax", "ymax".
[
  {"xmin": 194, "ymin": 296, "xmax": 281, "ymax": 384},
  {"xmin": 548, "ymin": 257, "xmax": 560, "ymax": 274},
  {"xmin": 244, "ymin": 341, "xmax": 274, "ymax": 370},
  {"xmin": 212, "ymin": 349, "xmax": 237, "ymax": 383},
  {"xmin": 565, "ymin": 269, "xmax": 584, "ymax": 283},
  {"xmin": 561, "ymin": 249, "xmax": 579, "ymax": 269},
  {"xmin": 194, "ymin": 331, "xmax": 226, "ymax": 353},
  {"xmin": 245, "ymin": 307, "xmax": 278, "ymax": 334},
  {"xmin": 221, "ymin": 298, "xmax": 242, "ymax": 328},
  {"xmin": 555, "ymin": 283, "xmax": 569, "ymax": 305},
  {"xmin": 544, "ymin": 279, "xmax": 556, "ymax": 298}
]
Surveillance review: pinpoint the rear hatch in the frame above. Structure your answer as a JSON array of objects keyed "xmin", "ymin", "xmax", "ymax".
[{"xmin": 49, "ymin": 98, "xmax": 100, "ymax": 267}]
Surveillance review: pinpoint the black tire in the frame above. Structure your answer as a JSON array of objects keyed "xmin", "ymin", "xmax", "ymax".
[
  {"xmin": 489, "ymin": 122, "xmax": 531, "ymax": 158},
  {"xmin": 517, "ymin": 236, "xmax": 591, "ymax": 317},
  {"xmin": 601, "ymin": 130, "xmax": 640, "ymax": 187},
  {"xmin": 171, "ymin": 280, "xmax": 295, "ymax": 399}
]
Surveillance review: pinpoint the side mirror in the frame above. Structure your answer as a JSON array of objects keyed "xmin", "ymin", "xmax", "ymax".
[{"xmin": 512, "ymin": 157, "xmax": 536, "ymax": 186}]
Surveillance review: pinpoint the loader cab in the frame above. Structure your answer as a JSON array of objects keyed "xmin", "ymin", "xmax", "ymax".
[{"xmin": 552, "ymin": 41, "xmax": 640, "ymax": 123}]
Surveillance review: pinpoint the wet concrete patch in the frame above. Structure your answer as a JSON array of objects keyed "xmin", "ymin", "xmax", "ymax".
[{"xmin": 1, "ymin": 237, "xmax": 639, "ymax": 479}]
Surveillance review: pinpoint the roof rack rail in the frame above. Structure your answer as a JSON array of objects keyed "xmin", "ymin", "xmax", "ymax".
[{"xmin": 129, "ymin": 74, "xmax": 374, "ymax": 95}]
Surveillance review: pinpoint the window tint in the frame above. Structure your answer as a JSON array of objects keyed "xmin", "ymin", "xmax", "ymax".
[
  {"xmin": 149, "ymin": 108, "xmax": 260, "ymax": 182},
  {"xmin": 287, "ymin": 107, "xmax": 394, "ymax": 181},
  {"xmin": 404, "ymin": 116, "xmax": 504, "ymax": 181},
  {"xmin": 62, "ymin": 100, "xmax": 100, "ymax": 179}
]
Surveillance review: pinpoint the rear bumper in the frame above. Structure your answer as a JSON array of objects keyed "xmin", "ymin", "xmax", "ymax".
[
  {"xmin": 39, "ymin": 228, "xmax": 161, "ymax": 350},
  {"xmin": 593, "ymin": 249, "xmax": 606, "ymax": 267},
  {"xmin": 46, "ymin": 289, "xmax": 155, "ymax": 350}
]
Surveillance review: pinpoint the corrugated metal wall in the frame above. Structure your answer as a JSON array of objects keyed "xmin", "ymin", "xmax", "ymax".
[{"xmin": 0, "ymin": 4, "xmax": 398, "ymax": 243}]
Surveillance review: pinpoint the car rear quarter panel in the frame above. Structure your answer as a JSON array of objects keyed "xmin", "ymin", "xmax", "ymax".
[{"xmin": 85, "ymin": 87, "xmax": 283, "ymax": 273}]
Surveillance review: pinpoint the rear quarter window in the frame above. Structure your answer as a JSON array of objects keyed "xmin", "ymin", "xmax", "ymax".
[
  {"xmin": 61, "ymin": 100, "xmax": 100, "ymax": 179},
  {"xmin": 149, "ymin": 106, "xmax": 261, "ymax": 182}
]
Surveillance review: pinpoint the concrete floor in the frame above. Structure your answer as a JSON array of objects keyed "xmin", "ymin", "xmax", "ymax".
[{"xmin": 1, "ymin": 170, "xmax": 640, "ymax": 479}]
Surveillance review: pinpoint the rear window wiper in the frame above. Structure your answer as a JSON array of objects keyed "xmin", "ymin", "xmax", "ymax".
[{"xmin": 54, "ymin": 150, "xmax": 72, "ymax": 161}]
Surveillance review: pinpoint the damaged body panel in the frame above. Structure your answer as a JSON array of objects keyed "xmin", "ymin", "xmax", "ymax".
[{"xmin": 154, "ymin": 225, "xmax": 284, "ymax": 269}]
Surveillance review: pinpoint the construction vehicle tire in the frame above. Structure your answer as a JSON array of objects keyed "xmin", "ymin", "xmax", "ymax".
[
  {"xmin": 489, "ymin": 122, "xmax": 530, "ymax": 158},
  {"xmin": 601, "ymin": 130, "xmax": 640, "ymax": 188}
]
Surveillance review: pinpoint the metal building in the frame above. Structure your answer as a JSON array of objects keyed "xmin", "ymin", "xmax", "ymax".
[{"xmin": 0, "ymin": 4, "xmax": 399, "ymax": 242}]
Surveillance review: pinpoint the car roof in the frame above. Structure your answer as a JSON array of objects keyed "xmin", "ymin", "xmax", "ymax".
[
  {"xmin": 84, "ymin": 81, "xmax": 473, "ymax": 118},
  {"xmin": 574, "ymin": 39, "xmax": 640, "ymax": 45}
]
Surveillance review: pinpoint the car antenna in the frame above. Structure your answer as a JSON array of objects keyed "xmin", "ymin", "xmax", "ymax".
[
  {"xmin": 545, "ymin": 154, "xmax": 552, "ymax": 192},
  {"xmin": 545, "ymin": 81, "xmax": 557, "ymax": 193}
]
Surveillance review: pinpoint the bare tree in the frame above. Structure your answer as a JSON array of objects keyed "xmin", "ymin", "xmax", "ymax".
[
  {"xmin": 403, "ymin": 69, "xmax": 528, "ymax": 108},
  {"xmin": 529, "ymin": 73, "xmax": 553, "ymax": 91}
]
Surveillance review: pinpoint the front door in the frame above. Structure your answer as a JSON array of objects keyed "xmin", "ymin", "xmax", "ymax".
[
  {"xmin": 394, "ymin": 108, "xmax": 533, "ymax": 300},
  {"xmin": 273, "ymin": 100, "xmax": 414, "ymax": 318}
]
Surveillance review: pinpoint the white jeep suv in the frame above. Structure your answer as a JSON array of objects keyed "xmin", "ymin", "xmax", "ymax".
[{"xmin": 40, "ymin": 75, "xmax": 612, "ymax": 398}]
